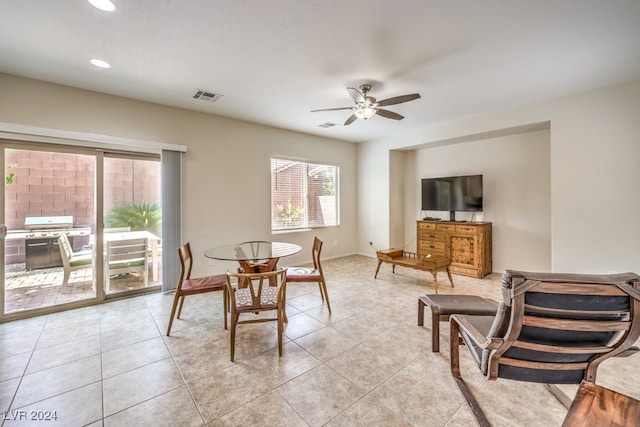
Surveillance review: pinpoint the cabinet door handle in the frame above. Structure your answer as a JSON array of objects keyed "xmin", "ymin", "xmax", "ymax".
[{"xmin": 28, "ymin": 242, "xmax": 48, "ymax": 247}]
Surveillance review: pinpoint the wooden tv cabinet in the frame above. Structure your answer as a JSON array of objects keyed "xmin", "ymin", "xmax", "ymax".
[{"xmin": 417, "ymin": 220, "xmax": 492, "ymax": 278}]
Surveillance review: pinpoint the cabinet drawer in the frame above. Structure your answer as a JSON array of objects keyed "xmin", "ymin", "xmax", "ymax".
[
  {"xmin": 450, "ymin": 265, "xmax": 482, "ymax": 278},
  {"xmin": 456, "ymin": 224, "xmax": 478, "ymax": 234},
  {"xmin": 418, "ymin": 222, "xmax": 437, "ymax": 231},
  {"xmin": 418, "ymin": 230, "xmax": 445, "ymax": 241},
  {"xmin": 436, "ymin": 223, "xmax": 456, "ymax": 232},
  {"xmin": 419, "ymin": 241, "xmax": 445, "ymax": 253}
]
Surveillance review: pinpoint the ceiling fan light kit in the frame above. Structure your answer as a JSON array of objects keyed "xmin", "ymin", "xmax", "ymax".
[
  {"xmin": 312, "ymin": 84, "xmax": 421, "ymax": 126},
  {"xmin": 354, "ymin": 105, "xmax": 377, "ymax": 120}
]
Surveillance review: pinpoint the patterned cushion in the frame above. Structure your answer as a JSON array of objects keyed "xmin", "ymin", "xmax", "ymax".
[
  {"xmin": 235, "ymin": 286, "xmax": 279, "ymax": 307},
  {"xmin": 287, "ymin": 267, "xmax": 317, "ymax": 276}
]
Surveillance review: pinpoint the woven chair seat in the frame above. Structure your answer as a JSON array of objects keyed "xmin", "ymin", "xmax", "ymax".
[{"xmin": 286, "ymin": 267, "xmax": 320, "ymax": 280}]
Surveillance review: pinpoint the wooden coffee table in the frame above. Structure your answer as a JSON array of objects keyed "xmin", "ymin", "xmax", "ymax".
[{"xmin": 375, "ymin": 248, "xmax": 453, "ymax": 293}]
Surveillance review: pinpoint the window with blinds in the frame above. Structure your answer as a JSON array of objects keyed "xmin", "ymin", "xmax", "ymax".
[{"xmin": 271, "ymin": 158, "xmax": 339, "ymax": 231}]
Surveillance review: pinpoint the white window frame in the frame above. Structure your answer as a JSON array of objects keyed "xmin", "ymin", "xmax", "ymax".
[{"xmin": 271, "ymin": 158, "xmax": 340, "ymax": 232}]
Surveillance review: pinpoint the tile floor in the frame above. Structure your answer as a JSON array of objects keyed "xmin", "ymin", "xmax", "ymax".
[
  {"xmin": 5, "ymin": 264, "xmax": 161, "ymax": 313},
  {"xmin": 1, "ymin": 255, "xmax": 638, "ymax": 426}
]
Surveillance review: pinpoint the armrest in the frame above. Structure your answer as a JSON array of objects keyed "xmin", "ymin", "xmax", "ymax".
[
  {"xmin": 451, "ymin": 314, "xmax": 502, "ymax": 351},
  {"xmin": 376, "ymin": 249, "xmax": 403, "ymax": 261},
  {"xmin": 451, "ymin": 313, "xmax": 503, "ymax": 375}
]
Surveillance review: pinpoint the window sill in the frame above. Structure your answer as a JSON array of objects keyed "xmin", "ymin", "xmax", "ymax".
[{"xmin": 271, "ymin": 225, "xmax": 340, "ymax": 235}]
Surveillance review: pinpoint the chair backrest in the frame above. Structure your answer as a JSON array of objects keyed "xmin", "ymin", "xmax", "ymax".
[
  {"xmin": 311, "ymin": 236, "xmax": 323, "ymax": 273},
  {"xmin": 106, "ymin": 237, "xmax": 148, "ymax": 275},
  {"xmin": 226, "ymin": 268, "xmax": 287, "ymax": 311},
  {"xmin": 483, "ymin": 270, "xmax": 640, "ymax": 385},
  {"xmin": 177, "ymin": 242, "xmax": 194, "ymax": 286},
  {"xmin": 58, "ymin": 234, "xmax": 73, "ymax": 266}
]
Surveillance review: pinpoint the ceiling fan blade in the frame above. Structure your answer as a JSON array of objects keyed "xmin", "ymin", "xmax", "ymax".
[
  {"xmin": 311, "ymin": 107, "xmax": 353, "ymax": 112},
  {"xmin": 346, "ymin": 87, "xmax": 364, "ymax": 103},
  {"xmin": 377, "ymin": 93, "xmax": 421, "ymax": 107},
  {"xmin": 343, "ymin": 114, "xmax": 358, "ymax": 125},
  {"xmin": 376, "ymin": 109, "xmax": 404, "ymax": 120}
]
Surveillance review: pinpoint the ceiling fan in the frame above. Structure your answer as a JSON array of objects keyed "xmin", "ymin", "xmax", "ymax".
[{"xmin": 312, "ymin": 84, "xmax": 421, "ymax": 126}]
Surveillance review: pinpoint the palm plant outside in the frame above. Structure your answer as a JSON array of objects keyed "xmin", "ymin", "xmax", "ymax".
[{"xmin": 106, "ymin": 202, "xmax": 161, "ymax": 236}]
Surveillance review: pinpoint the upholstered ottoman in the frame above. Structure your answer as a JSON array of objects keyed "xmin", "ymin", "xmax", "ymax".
[{"xmin": 418, "ymin": 294, "xmax": 498, "ymax": 352}]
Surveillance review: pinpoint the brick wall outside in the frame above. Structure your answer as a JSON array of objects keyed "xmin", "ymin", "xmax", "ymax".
[
  {"xmin": 104, "ymin": 157, "xmax": 161, "ymax": 214},
  {"xmin": 5, "ymin": 149, "xmax": 160, "ymax": 265}
]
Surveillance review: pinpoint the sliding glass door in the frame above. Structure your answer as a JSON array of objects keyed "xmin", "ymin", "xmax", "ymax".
[
  {"xmin": 1, "ymin": 142, "xmax": 162, "ymax": 319},
  {"xmin": 103, "ymin": 155, "xmax": 162, "ymax": 296},
  {"xmin": 1, "ymin": 143, "xmax": 99, "ymax": 315}
]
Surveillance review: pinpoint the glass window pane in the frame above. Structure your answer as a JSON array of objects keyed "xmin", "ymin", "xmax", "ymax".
[
  {"xmin": 103, "ymin": 156, "xmax": 161, "ymax": 295},
  {"xmin": 4, "ymin": 147, "xmax": 97, "ymax": 313},
  {"xmin": 271, "ymin": 158, "xmax": 339, "ymax": 231},
  {"xmin": 308, "ymin": 163, "xmax": 338, "ymax": 228}
]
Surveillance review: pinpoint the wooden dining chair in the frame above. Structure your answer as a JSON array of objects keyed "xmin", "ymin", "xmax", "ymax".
[
  {"xmin": 166, "ymin": 242, "xmax": 227, "ymax": 336},
  {"xmin": 285, "ymin": 236, "xmax": 331, "ymax": 314},
  {"xmin": 225, "ymin": 268, "xmax": 288, "ymax": 361}
]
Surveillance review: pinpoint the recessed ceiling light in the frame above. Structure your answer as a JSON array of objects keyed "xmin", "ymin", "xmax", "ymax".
[
  {"xmin": 88, "ymin": 0, "xmax": 115, "ymax": 12},
  {"xmin": 90, "ymin": 58, "xmax": 111, "ymax": 68}
]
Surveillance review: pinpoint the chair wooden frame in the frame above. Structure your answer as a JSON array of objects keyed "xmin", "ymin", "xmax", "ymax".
[
  {"xmin": 562, "ymin": 380, "xmax": 640, "ymax": 426},
  {"xmin": 285, "ymin": 236, "xmax": 331, "ymax": 314},
  {"xmin": 167, "ymin": 242, "xmax": 227, "ymax": 336},
  {"xmin": 225, "ymin": 268, "xmax": 288, "ymax": 361},
  {"xmin": 449, "ymin": 270, "xmax": 640, "ymax": 427}
]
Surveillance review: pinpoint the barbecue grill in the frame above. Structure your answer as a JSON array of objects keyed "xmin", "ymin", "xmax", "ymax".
[
  {"xmin": 25, "ymin": 216, "xmax": 74, "ymax": 231},
  {"xmin": 6, "ymin": 216, "xmax": 91, "ymax": 269}
]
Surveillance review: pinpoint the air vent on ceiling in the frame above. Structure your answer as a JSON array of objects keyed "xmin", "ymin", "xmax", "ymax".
[
  {"xmin": 318, "ymin": 122, "xmax": 338, "ymax": 128},
  {"xmin": 192, "ymin": 89, "xmax": 223, "ymax": 103}
]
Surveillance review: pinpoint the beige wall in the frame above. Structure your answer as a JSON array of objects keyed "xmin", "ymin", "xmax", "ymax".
[
  {"xmin": 408, "ymin": 129, "xmax": 551, "ymax": 273},
  {"xmin": 3, "ymin": 72, "xmax": 639, "ymax": 277},
  {"xmin": 358, "ymin": 78, "xmax": 640, "ymax": 275},
  {"xmin": 356, "ymin": 141, "xmax": 390, "ymax": 254},
  {"xmin": 0, "ymin": 73, "xmax": 358, "ymax": 278},
  {"xmin": 388, "ymin": 151, "xmax": 405, "ymax": 250}
]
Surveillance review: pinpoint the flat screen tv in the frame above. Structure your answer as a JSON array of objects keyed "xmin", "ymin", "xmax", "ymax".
[{"xmin": 421, "ymin": 175, "xmax": 483, "ymax": 214}]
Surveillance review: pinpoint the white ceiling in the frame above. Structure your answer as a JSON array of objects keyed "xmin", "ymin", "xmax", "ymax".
[{"xmin": 2, "ymin": 1, "xmax": 640, "ymax": 143}]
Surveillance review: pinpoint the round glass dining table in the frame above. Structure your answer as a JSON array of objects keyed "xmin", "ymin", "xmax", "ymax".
[{"xmin": 204, "ymin": 241, "xmax": 301, "ymax": 272}]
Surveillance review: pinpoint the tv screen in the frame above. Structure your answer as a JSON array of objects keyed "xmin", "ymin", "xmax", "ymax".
[{"xmin": 421, "ymin": 175, "xmax": 483, "ymax": 212}]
